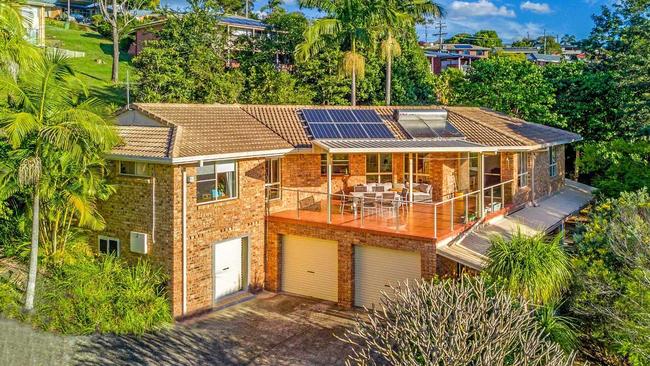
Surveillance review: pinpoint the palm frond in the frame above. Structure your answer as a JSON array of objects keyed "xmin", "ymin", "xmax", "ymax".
[
  {"xmin": 1, "ymin": 112, "xmax": 41, "ymax": 148},
  {"xmin": 295, "ymin": 18, "xmax": 341, "ymax": 61}
]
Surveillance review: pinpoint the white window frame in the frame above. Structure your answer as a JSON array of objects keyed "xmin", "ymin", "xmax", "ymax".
[
  {"xmin": 320, "ymin": 154, "xmax": 349, "ymax": 176},
  {"xmin": 98, "ymin": 235, "xmax": 120, "ymax": 256},
  {"xmin": 265, "ymin": 158, "xmax": 281, "ymax": 201},
  {"xmin": 549, "ymin": 147, "xmax": 558, "ymax": 177},
  {"xmin": 196, "ymin": 160, "xmax": 238, "ymax": 205},
  {"xmin": 403, "ymin": 153, "xmax": 431, "ymax": 184},
  {"xmin": 118, "ymin": 161, "xmax": 150, "ymax": 177},
  {"xmin": 518, "ymin": 152, "xmax": 529, "ymax": 187},
  {"xmin": 366, "ymin": 153, "xmax": 393, "ymax": 183}
]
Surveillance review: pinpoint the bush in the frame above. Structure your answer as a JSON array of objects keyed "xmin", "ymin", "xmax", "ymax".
[
  {"xmin": 0, "ymin": 276, "xmax": 22, "ymax": 319},
  {"xmin": 569, "ymin": 190, "xmax": 650, "ymax": 365},
  {"xmin": 34, "ymin": 255, "xmax": 172, "ymax": 335},
  {"xmin": 340, "ymin": 277, "xmax": 574, "ymax": 365}
]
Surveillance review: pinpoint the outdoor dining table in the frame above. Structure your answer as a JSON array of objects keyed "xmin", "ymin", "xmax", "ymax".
[{"xmin": 347, "ymin": 191, "xmax": 401, "ymax": 219}]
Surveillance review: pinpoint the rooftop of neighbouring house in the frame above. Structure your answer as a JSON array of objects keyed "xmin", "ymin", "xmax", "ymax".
[
  {"xmin": 110, "ymin": 103, "xmax": 582, "ymax": 162},
  {"xmin": 442, "ymin": 44, "xmax": 491, "ymax": 51}
]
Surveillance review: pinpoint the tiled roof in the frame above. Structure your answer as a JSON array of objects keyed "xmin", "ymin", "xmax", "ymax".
[
  {"xmin": 112, "ymin": 103, "xmax": 581, "ymax": 160},
  {"xmin": 114, "ymin": 103, "xmax": 293, "ymax": 159},
  {"xmin": 112, "ymin": 126, "xmax": 174, "ymax": 158}
]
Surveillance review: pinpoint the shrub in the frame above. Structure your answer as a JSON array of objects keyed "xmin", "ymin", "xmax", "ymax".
[
  {"xmin": 340, "ymin": 277, "xmax": 574, "ymax": 365},
  {"xmin": 0, "ymin": 276, "xmax": 22, "ymax": 319},
  {"xmin": 34, "ymin": 255, "xmax": 172, "ymax": 335},
  {"xmin": 569, "ymin": 189, "xmax": 650, "ymax": 365}
]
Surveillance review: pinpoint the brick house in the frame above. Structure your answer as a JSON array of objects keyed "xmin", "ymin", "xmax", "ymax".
[{"xmin": 99, "ymin": 103, "xmax": 592, "ymax": 318}]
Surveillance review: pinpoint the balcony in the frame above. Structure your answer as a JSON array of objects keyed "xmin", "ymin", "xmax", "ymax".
[{"xmin": 266, "ymin": 179, "xmax": 517, "ymax": 242}]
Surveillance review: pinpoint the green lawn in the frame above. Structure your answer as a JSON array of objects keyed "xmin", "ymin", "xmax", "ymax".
[{"xmin": 45, "ymin": 20, "xmax": 132, "ymax": 106}]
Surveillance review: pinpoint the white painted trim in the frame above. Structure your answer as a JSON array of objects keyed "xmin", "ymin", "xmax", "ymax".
[
  {"xmin": 181, "ymin": 169, "xmax": 188, "ymax": 316},
  {"xmin": 106, "ymin": 148, "xmax": 293, "ymax": 165},
  {"xmin": 98, "ymin": 235, "xmax": 120, "ymax": 256}
]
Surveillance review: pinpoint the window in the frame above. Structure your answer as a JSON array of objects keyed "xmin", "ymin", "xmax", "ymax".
[
  {"xmin": 99, "ymin": 236, "xmax": 119, "ymax": 256},
  {"xmin": 196, "ymin": 161, "xmax": 237, "ymax": 204},
  {"xmin": 320, "ymin": 154, "xmax": 349, "ymax": 175},
  {"xmin": 549, "ymin": 147, "xmax": 558, "ymax": 177},
  {"xmin": 119, "ymin": 161, "xmax": 149, "ymax": 176},
  {"xmin": 469, "ymin": 152, "xmax": 479, "ymax": 191},
  {"xmin": 403, "ymin": 153, "xmax": 431, "ymax": 184},
  {"xmin": 518, "ymin": 152, "xmax": 529, "ymax": 187},
  {"xmin": 366, "ymin": 153, "xmax": 392, "ymax": 183},
  {"xmin": 265, "ymin": 158, "xmax": 281, "ymax": 200}
]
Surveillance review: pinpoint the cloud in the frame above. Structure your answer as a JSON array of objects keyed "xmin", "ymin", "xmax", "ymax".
[
  {"xmin": 418, "ymin": 17, "xmax": 543, "ymax": 43},
  {"xmin": 448, "ymin": 0, "xmax": 516, "ymax": 18},
  {"xmin": 520, "ymin": 1, "xmax": 552, "ymax": 13}
]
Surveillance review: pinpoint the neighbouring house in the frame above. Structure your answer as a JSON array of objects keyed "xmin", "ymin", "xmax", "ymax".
[
  {"xmin": 52, "ymin": 0, "xmax": 100, "ymax": 21},
  {"xmin": 441, "ymin": 43, "xmax": 491, "ymax": 58},
  {"xmin": 128, "ymin": 14, "xmax": 270, "ymax": 61},
  {"xmin": 99, "ymin": 103, "xmax": 592, "ymax": 318},
  {"xmin": 424, "ymin": 50, "xmax": 481, "ymax": 74},
  {"xmin": 496, "ymin": 46, "xmax": 539, "ymax": 56},
  {"xmin": 527, "ymin": 53, "xmax": 563, "ymax": 66},
  {"xmin": 561, "ymin": 44, "xmax": 586, "ymax": 61},
  {"xmin": 21, "ymin": 0, "xmax": 55, "ymax": 45}
]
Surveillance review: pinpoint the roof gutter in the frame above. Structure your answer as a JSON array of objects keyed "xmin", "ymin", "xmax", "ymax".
[{"xmin": 106, "ymin": 147, "xmax": 293, "ymax": 165}]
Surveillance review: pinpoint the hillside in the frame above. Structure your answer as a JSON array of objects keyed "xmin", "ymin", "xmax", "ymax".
[{"xmin": 44, "ymin": 20, "xmax": 133, "ymax": 106}]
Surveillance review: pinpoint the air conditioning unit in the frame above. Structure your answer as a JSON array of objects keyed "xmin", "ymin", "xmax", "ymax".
[{"xmin": 130, "ymin": 232, "xmax": 148, "ymax": 254}]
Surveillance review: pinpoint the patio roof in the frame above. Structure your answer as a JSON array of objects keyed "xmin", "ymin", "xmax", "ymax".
[
  {"xmin": 313, "ymin": 139, "xmax": 492, "ymax": 153},
  {"xmin": 437, "ymin": 179, "xmax": 595, "ymax": 270}
]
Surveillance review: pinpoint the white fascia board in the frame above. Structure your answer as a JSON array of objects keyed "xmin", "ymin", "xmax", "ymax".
[{"xmin": 107, "ymin": 148, "xmax": 293, "ymax": 165}]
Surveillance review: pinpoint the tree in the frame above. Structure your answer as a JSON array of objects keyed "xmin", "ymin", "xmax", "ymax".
[
  {"xmin": 570, "ymin": 190, "xmax": 650, "ymax": 365},
  {"xmin": 0, "ymin": 52, "xmax": 118, "ymax": 311},
  {"xmin": 0, "ymin": 0, "xmax": 40, "ymax": 74},
  {"xmin": 473, "ymin": 29, "xmax": 502, "ymax": 47},
  {"xmin": 97, "ymin": 0, "xmax": 153, "ymax": 82},
  {"xmin": 445, "ymin": 32, "xmax": 471, "ymax": 44},
  {"xmin": 537, "ymin": 35, "xmax": 562, "ymax": 54},
  {"xmin": 454, "ymin": 56, "xmax": 561, "ymax": 127},
  {"xmin": 370, "ymin": 0, "xmax": 443, "ymax": 105},
  {"xmin": 296, "ymin": 0, "xmax": 373, "ymax": 106},
  {"xmin": 486, "ymin": 229, "xmax": 572, "ymax": 306},
  {"xmin": 579, "ymin": 139, "xmax": 650, "ymax": 197},
  {"xmin": 133, "ymin": 7, "xmax": 245, "ymax": 103},
  {"xmin": 340, "ymin": 277, "xmax": 574, "ymax": 365},
  {"xmin": 560, "ymin": 34, "xmax": 577, "ymax": 45},
  {"xmin": 512, "ymin": 37, "xmax": 536, "ymax": 47}
]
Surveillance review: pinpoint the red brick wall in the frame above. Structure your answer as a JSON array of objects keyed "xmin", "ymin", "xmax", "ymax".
[
  {"xmin": 266, "ymin": 219, "xmax": 436, "ymax": 308},
  {"xmin": 532, "ymin": 145, "xmax": 565, "ymax": 200}
]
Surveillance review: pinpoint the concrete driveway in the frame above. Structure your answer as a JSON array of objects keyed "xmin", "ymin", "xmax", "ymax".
[{"xmin": 73, "ymin": 293, "xmax": 356, "ymax": 365}]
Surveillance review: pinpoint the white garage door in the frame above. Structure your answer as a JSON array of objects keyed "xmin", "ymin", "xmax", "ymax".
[
  {"xmin": 213, "ymin": 238, "xmax": 244, "ymax": 301},
  {"xmin": 282, "ymin": 235, "xmax": 338, "ymax": 302},
  {"xmin": 355, "ymin": 246, "xmax": 421, "ymax": 308}
]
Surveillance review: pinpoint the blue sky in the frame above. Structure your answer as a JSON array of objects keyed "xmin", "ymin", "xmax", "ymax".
[{"xmin": 160, "ymin": 0, "xmax": 613, "ymax": 43}]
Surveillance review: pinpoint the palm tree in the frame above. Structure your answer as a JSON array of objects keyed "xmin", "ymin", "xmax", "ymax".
[
  {"xmin": 0, "ymin": 52, "xmax": 118, "ymax": 311},
  {"xmin": 0, "ymin": 0, "xmax": 40, "ymax": 74},
  {"xmin": 486, "ymin": 228, "xmax": 572, "ymax": 306},
  {"xmin": 370, "ymin": 0, "xmax": 443, "ymax": 105},
  {"xmin": 296, "ymin": 0, "xmax": 372, "ymax": 106}
]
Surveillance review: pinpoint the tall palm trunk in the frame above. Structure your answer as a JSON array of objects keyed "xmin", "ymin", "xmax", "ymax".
[
  {"xmin": 24, "ymin": 188, "xmax": 39, "ymax": 312},
  {"xmin": 110, "ymin": 0, "xmax": 119, "ymax": 83},
  {"xmin": 351, "ymin": 40, "xmax": 356, "ymax": 106},
  {"xmin": 385, "ymin": 51, "xmax": 392, "ymax": 106}
]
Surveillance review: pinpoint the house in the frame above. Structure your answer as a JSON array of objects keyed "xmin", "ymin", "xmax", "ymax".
[
  {"xmin": 424, "ymin": 50, "xmax": 481, "ymax": 74},
  {"xmin": 441, "ymin": 44, "xmax": 491, "ymax": 58},
  {"xmin": 496, "ymin": 46, "xmax": 539, "ymax": 56},
  {"xmin": 99, "ymin": 103, "xmax": 592, "ymax": 318},
  {"xmin": 21, "ymin": 0, "xmax": 55, "ymax": 45},
  {"xmin": 128, "ymin": 14, "xmax": 270, "ymax": 58},
  {"xmin": 561, "ymin": 45, "xmax": 585, "ymax": 61},
  {"xmin": 527, "ymin": 53, "xmax": 563, "ymax": 66},
  {"xmin": 52, "ymin": 1, "xmax": 100, "ymax": 21}
]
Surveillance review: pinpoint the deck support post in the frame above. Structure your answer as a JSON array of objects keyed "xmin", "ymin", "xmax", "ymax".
[
  {"xmin": 327, "ymin": 153, "xmax": 332, "ymax": 224},
  {"xmin": 478, "ymin": 153, "xmax": 485, "ymax": 218},
  {"xmin": 408, "ymin": 153, "xmax": 414, "ymax": 203}
]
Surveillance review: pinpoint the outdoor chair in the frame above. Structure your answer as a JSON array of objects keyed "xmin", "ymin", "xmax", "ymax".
[
  {"xmin": 338, "ymin": 193, "xmax": 355, "ymax": 214},
  {"xmin": 400, "ymin": 188, "xmax": 409, "ymax": 213},
  {"xmin": 372, "ymin": 185, "xmax": 385, "ymax": 192},
  {"xmin": 361, "ymin": 193, "xmax": 379, "ymax": 217},
  {"xmin": 298, "ymin": 196, "xmax": 321, "ymax": 212},
  {"xmin": 354, "ymin": 185, "xmax": 368, "ymax": 193},
  {"xmin": 380, "ymin": 192, "xmax": 399, "ymax": 217}
]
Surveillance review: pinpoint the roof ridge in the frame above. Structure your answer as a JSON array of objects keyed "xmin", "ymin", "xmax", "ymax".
[
  {"xmin": 447, "ymin": 108, "xmax": 529, "ymax": 145},
  {"xmin": 478, "ymin": 108, "xmax": 576, "ymax": 134},
  {"xmin": 131, "ymin": 104, "xmax": 183, "ymax": 158},
  {"xmin": 238, "ymin": 106, "xmax": 297, "ymax": 147}
]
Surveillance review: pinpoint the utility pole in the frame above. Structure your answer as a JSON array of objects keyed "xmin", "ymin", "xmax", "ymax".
[
  {"xmin": 543, "ymin": 29, "xmax": 547, "ymax": 54},
  {"xmin": 245, "ymin": 0, "xmax": 249, "ymax": 17},
  {"xmin": 433, "ymin": 19, "xmax": 447, "ymax": 51}
]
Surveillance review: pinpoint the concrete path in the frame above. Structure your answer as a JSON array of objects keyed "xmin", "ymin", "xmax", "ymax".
[{"xmin": 0, "ymin": 293, "xmax": 355, "ymax": 365}]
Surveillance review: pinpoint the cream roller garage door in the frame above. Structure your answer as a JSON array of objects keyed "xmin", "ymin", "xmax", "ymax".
[
  {"xmin": 354, "ymin": 246, "xmax": 421, "ymax": 308},
  {"xmin": 282, "ymin": 235, "xmax": 338, "ymax": 302}
]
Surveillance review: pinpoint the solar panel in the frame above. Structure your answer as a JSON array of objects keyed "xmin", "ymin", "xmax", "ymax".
[
  {"xmin": 394, "ymin": 110, "xmax": 465, "ymax": 139},
  {"xmin": 362, "ymin": 123, "xmax": 394, "ymax": 138},
  {"xmin": 309, "ymin": 123, "xmax": 340, "ymax": 139},
  {"xmin": 303, "ymin": 109, "xmax": 332, "ymax": 123},
  {"xmin": 353, "ymin": 110, "xmax": 383, "ymax": 123},
  {"xmin": 337, "ymin": 123, "xmax": 368, "ymax": 138},
  {"xmin": 398, "ymin": 119, "xmax": 437, "ymax": 138},
  {"xmin": 454, "ymin": 44, "xmax": 473, "ymax": 49},
  {"xmin": 302, "ymin": 109, "xmax": 393, "ymax": 139}
]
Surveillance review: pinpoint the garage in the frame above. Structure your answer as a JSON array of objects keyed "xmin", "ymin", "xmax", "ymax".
[
  {"xmin": 282, "ymin": 235, "xmax": 338, "ymax": 302},
  {"xmin": 354, "ymin": 246, "xmax": 421, "ymax": 308},
  {"xmin": 213, "ymin": 237, "xmax": 247, "ymax": 301}
]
